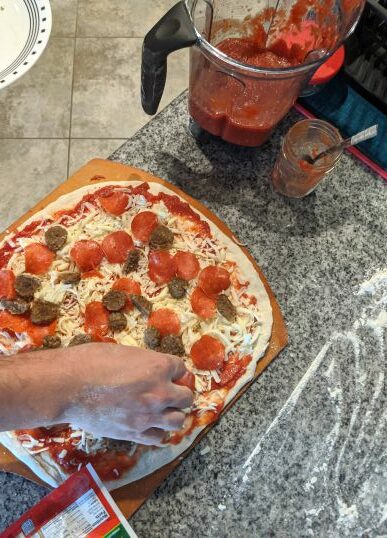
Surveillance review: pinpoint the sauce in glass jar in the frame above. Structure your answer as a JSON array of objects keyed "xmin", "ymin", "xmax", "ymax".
[{"xmin": 272, "ymin": 120, "xmax": 343, "ymax": 198}]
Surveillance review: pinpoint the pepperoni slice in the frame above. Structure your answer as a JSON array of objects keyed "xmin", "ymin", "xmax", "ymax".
[
  {"xmin": 94, "ymin": 335, "xmax": 117, "ymax": 344},
  {"xmin": 131, "ymin": 212, "xmax": 158, "ymax": 243},
  {"xmin": 81, "ymin": 270, "xmax": 103, "ymax": 279},
  {"xmin": 148, "ymin": 308, "xmax": 180, "ymax": 337},
  {"xmin": 214, "ymin": 363, "xmax": 243, "ymax": 389},
  {"xmin": 0, "ymin": 312, "xmax": 56, "ymax": 346},
  {"xmin": 175, "ymin": 371, "xmax": 196, "ymax": 391},
  {"xmin": 70, "ymin": 240, "xmax": 104, "ymax": 272},
  {"xmin": 148, "ymin": 251, "xmax": 176, "ymax": 285},
  {"xmin": 198, "ymin": 266, "xmax": 231, "ymax": 297},
  {"xmin": 29, "ymin": 321, "xmax": 57, "ymax": 347},
  {"xmin": 0, "ymin": 270, "xmax": 16, "ymax": 299},
  {"xmin": 190, "ymin": 287, "xmax": 216, "ymax": 319},
  {"xmin": 25, "ymin": 243, "xmax": 55, "ymax": 275},
  {"xmin": 102, "ymin": 231, "xmax": 134, "ymax": 264},
  {"xmin": 84, "ymin": 301, "xmax": 109, "ymax": 337},
  {"xmin": 112, "ymin": 278, "xmax": 141, "ymax": 312},
  {"xmin": 174, "ymin": 251, "xmax": 200, "ymax": 281},
  {"xmin": 211, "ymin": 354, "xmax": 251, "ymax": 390},
  {"xmin": 98, "ymin": 191, "xmax": 129, "ymax": 216},
  {"xmin": 191, "ymin": 335, "xmax": 225, "ymax": 370},
  {"xmin": 0, "ymin": 312, "xmax": 29, "ymax": 333}
]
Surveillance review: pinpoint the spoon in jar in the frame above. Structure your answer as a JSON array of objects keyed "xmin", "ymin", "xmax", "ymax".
[{"xmin": 303, "ymin": 124, "xmax": 378, "ymax": 165}]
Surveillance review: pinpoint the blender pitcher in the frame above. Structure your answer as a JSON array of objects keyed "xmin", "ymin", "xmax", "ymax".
[{"xmin": 141, "ymin": 0, "xmax": 365, "ymax": 147}]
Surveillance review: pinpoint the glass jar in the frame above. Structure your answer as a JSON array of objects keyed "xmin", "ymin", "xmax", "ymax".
[{"xmin": 272, "ymin": 120, "xmax": 343, "ymax": 198}]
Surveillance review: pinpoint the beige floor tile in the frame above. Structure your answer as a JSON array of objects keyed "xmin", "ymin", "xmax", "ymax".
[
  {"xmin": 0, "ymin": 38, "xmax": 74, "ymax": 138},
  {"xmin": 69, "ymin": 138, "xmax": 126, "ymax": 175},
  {"xmin": 77, "ymin": 0, "xmax": 176, "ymax": 38},
  {"xmin": 51, "ymin": 0, "xmax": 78, "ymax": 37},
  {"xmin": 71, "ymin": 38, "xmax": 188, "ymax": 139},
  {"xmin": 0, "ymin": 139, "xmax": 69, "ymax": 230}
]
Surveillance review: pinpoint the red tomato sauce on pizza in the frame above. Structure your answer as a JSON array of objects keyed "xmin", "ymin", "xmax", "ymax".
[
  {"xmin": 50, "ymin": 183, "xmax": 211, "ymax": 239},
  {"xmin": 16, "ymin": 427, "xmax": 139, "ymax": 481}
]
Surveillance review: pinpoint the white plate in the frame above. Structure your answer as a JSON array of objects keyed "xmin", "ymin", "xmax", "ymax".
[{"xmin": 0, "ymin": 0, "xmax": 52, "ymax": 89}]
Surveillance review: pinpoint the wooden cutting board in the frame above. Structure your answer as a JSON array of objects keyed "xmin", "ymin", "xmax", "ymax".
[{"xmin": 0, "ymin": 159, "xmax": 288, "ymax": 518}]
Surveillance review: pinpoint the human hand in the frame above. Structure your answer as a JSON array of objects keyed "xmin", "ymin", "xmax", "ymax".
[{"xmin": 62, "ymin": 344, "xmax": 194, "ymax": 445}]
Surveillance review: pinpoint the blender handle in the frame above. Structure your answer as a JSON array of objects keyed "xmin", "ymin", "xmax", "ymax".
[{"xmin": 141, "ymin": 1, "xmax": 197, "ymax": 115}]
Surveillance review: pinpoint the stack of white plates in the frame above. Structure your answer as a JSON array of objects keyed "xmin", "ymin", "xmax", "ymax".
[{"xmin": 0, "ymin": 0, "xmax": 52, "ymax": 89}]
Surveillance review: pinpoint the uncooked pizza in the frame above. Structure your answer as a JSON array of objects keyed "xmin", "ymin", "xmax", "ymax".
[{"xmin": 0, "ymin": 181, "xmax": 272, "ymax": 490}]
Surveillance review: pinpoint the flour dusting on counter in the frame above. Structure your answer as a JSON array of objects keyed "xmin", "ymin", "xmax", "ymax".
[{"xmin": 217, "ymin": 268, "xmax": 387, "ymax": 537}]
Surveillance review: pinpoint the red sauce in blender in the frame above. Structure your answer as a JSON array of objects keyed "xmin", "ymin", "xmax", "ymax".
[
  {"xmin": 188, "ymin": 0, "xmax": 345, "ymax": 146},
  {"xmin": 189, "ymin": 37, "xmax": 297, "ymax": 146}
]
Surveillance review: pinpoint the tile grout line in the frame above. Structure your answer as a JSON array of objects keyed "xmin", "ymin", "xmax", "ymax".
[
  {"xmin": 75, "ymin": 0, "xmax": 80, "ymax": 37},
  {"xmin": 67, "ymin": 0, "xmax": 80, "ymax": 178}
]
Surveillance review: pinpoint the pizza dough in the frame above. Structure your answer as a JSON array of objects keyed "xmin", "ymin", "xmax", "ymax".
[{"xmin": 0, "ymin": 181, "xmax": 273, "ymax": 491}]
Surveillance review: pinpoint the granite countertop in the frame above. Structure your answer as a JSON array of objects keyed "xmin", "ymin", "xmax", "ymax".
[{"xmin": 1, "ymin": 93, "xmax": 386, "ymax": 537}]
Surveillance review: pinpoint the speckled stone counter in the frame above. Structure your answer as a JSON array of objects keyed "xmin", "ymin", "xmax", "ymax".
[{"xmin": 1, "ymin": 93, "xmax": 386, "ymax": 536}]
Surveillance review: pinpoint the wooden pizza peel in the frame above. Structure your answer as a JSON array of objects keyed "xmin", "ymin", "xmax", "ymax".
[{"xmin": 0, "ymin": 159, "xmax": 288, "ymax": 518}]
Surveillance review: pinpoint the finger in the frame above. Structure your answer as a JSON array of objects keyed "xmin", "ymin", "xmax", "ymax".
[
  {"xmin": 150, "ymin": 409, "xmax": 186, "ymax": 431},
  {"xmin": 136, "ymin": 428, "xmax": 166, "ymax": 446},
  {"xmin": 167, "ymin": 384, "xmax": 194, "ymax": 409},
  {"xmin": 166, "ymin": 355, "xmax": 187, "ymax": 381}
]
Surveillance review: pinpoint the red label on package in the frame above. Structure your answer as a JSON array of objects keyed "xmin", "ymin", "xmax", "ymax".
[{"xmin": 1, "ymin": 464, "xmax": 137, "ymax": 538}]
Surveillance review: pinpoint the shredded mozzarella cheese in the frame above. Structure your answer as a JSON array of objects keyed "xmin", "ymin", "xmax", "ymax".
[{"xmin": 5, "ymin": 184, "xmax": 264, "ymax": 456}]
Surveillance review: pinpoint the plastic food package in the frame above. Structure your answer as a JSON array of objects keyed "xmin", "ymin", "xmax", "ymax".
[{"xmin": 1, "ymin": 464, "xmax": 137, "ymax": 538}]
